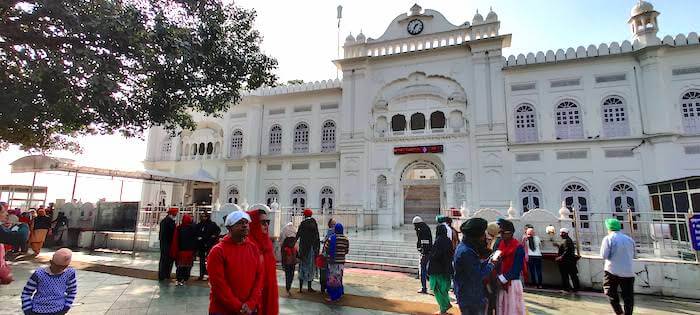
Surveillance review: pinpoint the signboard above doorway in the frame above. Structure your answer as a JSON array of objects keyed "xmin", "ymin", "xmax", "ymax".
[{"xmin": 393, "ymin": 145, "xmax": 443, "ymax": 155}]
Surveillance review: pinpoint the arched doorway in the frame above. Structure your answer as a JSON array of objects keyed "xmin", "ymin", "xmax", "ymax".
[{"xmin": 399, "ymin": 159, "xmax": 444, "ymax": 224}]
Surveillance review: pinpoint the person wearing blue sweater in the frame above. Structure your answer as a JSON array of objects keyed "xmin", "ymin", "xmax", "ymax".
[
  {"xmin": 454, "ymin": 218, "xmax": 498, "ymax": 315},
  {"xmin": 21, "ymin": 248, "xmax": 77, "ymax": 315}
]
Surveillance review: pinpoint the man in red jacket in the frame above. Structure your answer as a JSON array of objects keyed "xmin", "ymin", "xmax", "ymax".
[{"xmin": 207, "ymin": 210, "xmax": 263, "ymax": 315}]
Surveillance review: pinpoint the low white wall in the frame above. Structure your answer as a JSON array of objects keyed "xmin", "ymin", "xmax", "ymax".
[{"xmin": 538, "ymin": 256, "xmax": 700, "ymax": 299}]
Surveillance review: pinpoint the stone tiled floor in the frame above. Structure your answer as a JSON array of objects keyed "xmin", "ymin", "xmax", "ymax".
[
  {"xmin": 1, "ymin": 261, "xmax": 402, "ymax": 315},
  {"xmin": 4, "ymin": 251, "xmax": 700, "ymax": 315}
]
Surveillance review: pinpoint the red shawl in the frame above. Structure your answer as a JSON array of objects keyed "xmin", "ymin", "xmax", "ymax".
[
  {"xmin": 169, "ymin": 214, "xmax": 192, "ymax": 260},
  {"xmin": 246, "ymin": 210, "xmax": 278, "ymax": 315},
  {"xmin": 498, "ymin": 237, "xmax": 521, "ymax": 275}
]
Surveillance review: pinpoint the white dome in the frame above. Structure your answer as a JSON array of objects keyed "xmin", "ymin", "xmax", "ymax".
[
  {"xmin": 356, "ymin": 32, "xmax": 366, "ymax": 43},
  {"xmin": 345, "ymin": 33, "xmax": 355, "ymax": 43},
  {"xmin": 472, "ymin": 10, "xmax": 484, "ymax": 25},
  {"xmin": 631, "ymin": 1, "xmax": 654, "ymax": 16},
  {"xmin": 485, "ymin": 8, "xmax": 498, "ymax": 22}
]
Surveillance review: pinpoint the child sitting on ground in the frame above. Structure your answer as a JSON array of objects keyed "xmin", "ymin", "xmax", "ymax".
[{"xmin": 21, "ymin": 248, "xmax": 77, "ymax": 315}]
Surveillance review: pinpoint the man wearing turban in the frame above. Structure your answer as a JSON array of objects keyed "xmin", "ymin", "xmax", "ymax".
[
  {"xmin": 158, "ymin": 207, "xmax": 178, "ymax": 281},
  {"xmin": 600, "ymin": 218, "xmax": 636, "ymax": 315}
]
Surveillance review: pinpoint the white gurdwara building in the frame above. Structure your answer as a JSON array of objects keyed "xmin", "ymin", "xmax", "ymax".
[{"xmin": 142, "ymin": 2, "xmax": 700, "ymax": 228}]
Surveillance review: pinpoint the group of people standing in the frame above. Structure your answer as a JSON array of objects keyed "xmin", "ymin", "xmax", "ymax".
[
  {"xmin": 280, "ymin": 209, "xmax": 349, "ymax": 302},
  {"xmin": 414, "ymin": 215, "xmax": 637, "ymax": 315}
]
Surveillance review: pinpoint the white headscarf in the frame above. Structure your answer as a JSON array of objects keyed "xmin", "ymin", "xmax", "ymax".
[{"xmin": 281, "ymin": 222, "xmax": 296, "ymax": 239}]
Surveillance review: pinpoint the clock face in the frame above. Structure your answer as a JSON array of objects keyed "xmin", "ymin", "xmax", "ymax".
[{"xmin": 407, "ymin": 19, "xmax": 423, "ymax": 35}]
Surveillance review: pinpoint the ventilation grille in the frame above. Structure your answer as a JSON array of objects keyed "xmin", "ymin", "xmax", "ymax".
[
  {"xmin": 269, "ymin": 108, "xmax": 285, "ymax": 115},
  {"xmin": 226, "ymin": 165, "xmax": 243, "ymax": 172},
  {"xmin": 321, "ymin": 103, "xmax": 339, "ymax": 110},
  {"xmin": 320, "ymin": 161, "xmax": 337, "ymax": 169},
  {"xmin": 604, "ymin": 149, "xmax": 634, "ymax": 158},
  {"xmin": 511, "ymin": 83, "xmax": 536, "ymax": 91},
  {"xmin": 515, "ymin": 153, "xmax": 541, "ymax": 162},
  {"xmin": 556, "ymin": 151, "xmax": 588, "ymax": 159},
  {"xmin": 229, "ymin": 113, "xmax": 247, "ymax": 119},
  {"xmin": 291, "ymin": 163, "xmax": 309, "ymax": 170},
  {"xmin": 294, "ymin": 106, "xmax": 312, "ymax": 113},
  {"xmin": 266, "ymin": 164, "xmax": 282, "ymax": 171},
  {"xmin": 595, "ymin": 74, "xmax": 626, "ymax": 83},
  {"xmin": 551, "ymin": 78, "xmax": 580, "ymax": 88},
  {"xmin": 672, "ymin": 66, "xmax": 700, "ymax": 76},
  {"xmin": 685, "ymin": 145, "xmax": 700, "ymax": 155}
]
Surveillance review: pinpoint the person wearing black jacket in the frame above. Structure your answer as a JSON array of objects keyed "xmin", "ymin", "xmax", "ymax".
[
  {"xmin": 296, "ymin": 209, "xmax": 320, "ymax": 292},
  {"xmin": 413, "ymin": 216, "xmax": 432, "ymax": 294},
  {"xmin": 556, "ymin": 228, "xmax": 580, "ymax": 292},
  {"xmin": 173, "ymin": 214, "xmax": 197, "ymax": 286},
  {"xmin": 428, "ymin": 224, "xmax": 454, "ymax": 314},
  {"xmin": 195, "ymin": 212, "xmax": 220, "ymax": 280},
  {"xmin": 158, "ymin": 208, "xmax": 178, "ymax": 281}
]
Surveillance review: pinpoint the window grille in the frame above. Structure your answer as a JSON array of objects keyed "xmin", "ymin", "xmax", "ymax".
[
  {"xmin": 266, "ymin": 164, "xmax": 282, "ymax": 171},
  {"xmin": 293, "ymin": 123, "xmax": 310, "ymax": 153},
  {"xmin": 430, "ymin": 111, "xmax": 446, "ymax": 130},
  {"xmin": 291, "ymin": 163, "xmax": 309, "ymax": 170},
  {"xmin": 269, "ymin": 125, "xmax": 282, "ymax": 155},
  {"xmin": 519, "ymin": 184, "xmax": 542, "ymax": 213},
  {"xmin": 514, "ymin": 104, "xmax": 538, "ymax": 142},
  {"xmin": 410, "ymin": 113, "xmax": 426, "ymax": 130},
  {"xmin": 391, "ymin": 115, "xmax": 406, "ymax": 132},
  {"xmin": 605, "ymin": 149, "xmax": 634, "ymax": 158},
  {"xmin": 556, "ymin": 151, "xmax": 588, "ymax": 159},
  {"xmin": 265, "ymin": 187, "xmax": 279, "ymax": 206},
  {"xmin": 595, "ymin": 74, "xmax": 626, "ymax": 83},
  {"xmin": 511, "ymin": 83, "xmax": 536, "ymax": 91},
  {"xmin": 321, "ymin": 120, "xmax": 336, "ymax": 152},
  {"xmin": 611, "ymin": 183, "xmax": 638, "ymax": 230},
  {"xmin": 551, "ymin": 78, "xmax": 580, "ymax": 88},
  {"xmin": 291, "ymin": 187, "xmax": 307, "ymax": 209},
  {"xmin": 320, "ymin": 187, "xmax": 334, "ymax": 212},
  {"xmin": 681, "ymin": 91, "xmax": 700, "ymax": 134},
  {"xmin": 230, "ymin": 130, "xmax": 244, "ymax": 158},
  {"xmin": 515, "ymin": 153, "xmax": 540, "ymax": 162},
  {"xmin": 562, "ymin": 183, "xmax": 590, "ymax": 229},
  {"xmin": 602, "ymin": 96, "xmax": 629, "ymax": 138},
  {"xmin": 555, "ymin": 100, "xmax": 584, "ymax": 139},
  {"xmin": 227, "ymin": 186, "xmax": 240, "ymax": 204},
  {"xmin": 320, "ymin": 162, "xmax": 337, "ymax": 169}
]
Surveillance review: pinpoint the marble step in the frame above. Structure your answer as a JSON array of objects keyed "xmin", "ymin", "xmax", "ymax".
[
  {"xmin": 349, "ymin": 249, "xmax": 421, "ymax": 259},
  {"xmin": 346, "ymin": 254, "xmax": 419, "ymax": 268},
  {"xmin": 350, "ymin": 243, "xmax": 419, "ymax": 254}
]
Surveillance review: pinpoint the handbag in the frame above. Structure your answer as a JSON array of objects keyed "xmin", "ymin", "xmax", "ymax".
[{"xmin": 314, "ymin": 254, "xmax": 326, "ymax": 268}]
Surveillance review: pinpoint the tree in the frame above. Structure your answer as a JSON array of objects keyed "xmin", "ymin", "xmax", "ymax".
[{"xmin": 0, "ymin": 0, "xmax": 277, "ymax": 152}]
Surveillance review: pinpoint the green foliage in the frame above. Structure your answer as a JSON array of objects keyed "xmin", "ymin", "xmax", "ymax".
[{"xmin": 0, "ymin": 0, "xmax": 277, "ymax": 152}]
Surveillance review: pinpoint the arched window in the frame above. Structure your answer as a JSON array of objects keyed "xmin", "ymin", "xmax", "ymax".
[
  {"xmin": 377, "ymin": 175, "xmax": 388, "ymax": 209},
  {"xmin": 681, "ymin": 91, "xmax": 700, "ymax": 134},
  {"xmin": 293, "ymin": 122, "xmax": 309, "ymax": 153},
  {"xmin": 555, "ymin": 100, "xmax": 584, "ymax": 140},
  {"xmin": 562, "ymin": 183, "xmax": 590, "ymax": 229},
  {"xmin": 430, "ymin": 111, "xmax": 446, "ymax": 130},
  {"xmin": 601, "ymin": 96, "xmax": 630, "ymax": 138},
  {"xmin": 191, "ymin": 144, "xmax": 197, "ymax": 156},
  {"xmin": 514, "ymin": 104, "xmax": 538, "ymax": 143},
  {"xmin": 265, "ymin": 187, "xmax": 279, "ymax": 207},
  {"xmin": 291, "ymin": 187, "xmax": 306, "ymax": 209},
  {"xmin": 198, "ymin": 143, "xmax": 205, "ymax": 155},
  {"xmin": 519, "ymin": 184, "xmax": 542, "ymax": 213},
  {"xmin": 611, "ymin": 182, "xmax": 638, "ymax": 230},
  {"xmin": 227, "ymin": 186, "xmax": 240, "ymax": 204},
  {"xmin": 410, "ymin": 113, "xmax": 426, "ymax": 130},
  {"xmin": 391, "ymin": 115, "xmax": 406, "ymax": 132},
  {"xmin": 160, "ymin": 138, "xmax": 172, "ymax": 160},
  {"xmin": 320, "ymin": 187, "xmax": 334, "ymax": 212},
  {"xmin": 157, "ymin": 190, "xmax": 167, "ymax": 206},
  {"xmin": 206, "ymin": 142, "xmax": 213, "ymax": 155},
  {"xmin": 453, "ymin": 172, "xmax": 466, "ymax": 207},
  {"xmin": 269, "ymin": 125, "xmax": 282, "ymax": 155},
  {"xmin": 230, "ymin": 130, "xmax": 244, "ymax": 158},
  {"xmin": 321, "ymin": 120, "xmax": 336, "ymax": 152}
]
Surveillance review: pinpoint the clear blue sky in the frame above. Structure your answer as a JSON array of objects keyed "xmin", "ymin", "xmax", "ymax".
[{"xmin": 1, "ymin": 0, "xmax": 698, "ymax": 204}]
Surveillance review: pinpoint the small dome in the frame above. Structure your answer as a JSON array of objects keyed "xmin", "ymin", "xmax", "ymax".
[
  {"xmin": 631, "ymin": 0, "xmax": 654, "ymax": 16},
  {"xmin": 472, "ymin": 10, "xmax": 484, "ymax": 25},
  {"xmin": 345, "ymin": 33, "xmax": 355, "ymax": 43},
  {"xmin": 485, "ymin": 8, "xmax": 498, "ymax": 22},
  {"xmin": 356, "ymin": 31, "xmax": 366, "ymax": 43}
]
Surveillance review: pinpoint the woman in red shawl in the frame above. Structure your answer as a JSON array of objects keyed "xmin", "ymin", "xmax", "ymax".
[
  {"xmin": 247, "ymin": 208, "xmax": 279, "ymax": 315},
  {"xmin": 170, "ymin": 214, "xmax": 197, "ymax": 286}
]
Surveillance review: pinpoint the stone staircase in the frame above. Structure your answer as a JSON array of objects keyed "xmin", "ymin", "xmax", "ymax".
[
  {"xmin": 345, "ymin": 227, "xmax": 422, "ymax": 274},
  {"xmin": 403, "ymin": 185, "xmax": 440, "ymax": 224}
]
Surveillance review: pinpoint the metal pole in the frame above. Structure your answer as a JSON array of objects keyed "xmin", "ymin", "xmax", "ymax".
[
  {"xmin": 119, "ymin": 180, "xmax": 124, "ymax": 202},
  {"xmin": 626, "ymin": 208, "xmax": 635, "ymax": 239},
  {"xmin": 28, "ymin": 171, "xmax": 36, "ymax": 210},
  {"xmin": 70, "ymin": 171, "xmax": 78, "ymax": 202},
  {"xmin": 572, "ymin": 207, "xmax": 582, "ymax": 257},
  {"xmin": 132, "ymin": 201, "xmax": 141, "ymax": 257}
]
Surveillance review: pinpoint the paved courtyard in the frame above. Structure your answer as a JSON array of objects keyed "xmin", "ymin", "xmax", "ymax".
[{"xmin": 1, "ymin": 251, "xmax": 699, "ymax": 315}]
